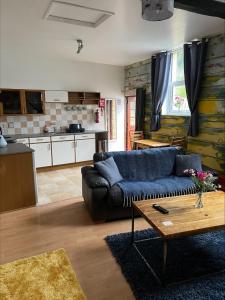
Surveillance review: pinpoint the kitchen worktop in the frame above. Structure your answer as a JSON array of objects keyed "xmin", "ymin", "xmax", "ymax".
[
  {"xmin": 9, "ymin": 130, "xmax": 108, "ymax": 140},
  {"xmin": 0, "ymin": 143, "xmax": 34, "ymax": 156}
]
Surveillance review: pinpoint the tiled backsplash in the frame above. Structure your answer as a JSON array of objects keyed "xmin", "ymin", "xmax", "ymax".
[{"xmin": 0, "ymin": 103, "xmax": 105, "ymax": 135}]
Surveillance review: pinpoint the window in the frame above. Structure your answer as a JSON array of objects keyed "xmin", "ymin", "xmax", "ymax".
[
  {"xmin": 162, "ymin": 49, "xmax": 190, "ymax": 116},
  {"xmin": 106, "ymin": 99, "xmax": 117, "ymax": 140}
]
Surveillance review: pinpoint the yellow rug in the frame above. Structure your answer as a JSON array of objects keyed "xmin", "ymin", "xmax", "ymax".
[{"xmin": 0, "ymin": 249, "xmax": 86, "ymax": 300}]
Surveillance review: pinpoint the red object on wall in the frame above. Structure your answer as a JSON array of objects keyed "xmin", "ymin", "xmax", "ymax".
[
  {"xmin": 99, "ymin": 98, "xmax": 105, "ymax": 109},
  {"xmin": 95, "ymin": 109, "xmax": 100, "ymax": 123},
  {"xmin": 99, "ymin": 98, "xmax": 105, "ymax": 116}
]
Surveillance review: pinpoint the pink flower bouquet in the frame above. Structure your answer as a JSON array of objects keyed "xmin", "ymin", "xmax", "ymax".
[{"xmin": 183, "ymin": 169, "xmax": 219, "ymax": 193}]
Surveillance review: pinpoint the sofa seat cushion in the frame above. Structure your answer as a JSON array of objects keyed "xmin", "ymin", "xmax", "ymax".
[{"xmin": 108, "ymin": 176, "xmax": 195, "ymax": 207}]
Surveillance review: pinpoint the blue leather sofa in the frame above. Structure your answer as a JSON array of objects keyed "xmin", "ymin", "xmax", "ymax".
[{"xmin": 82, "ymin": 147, "xmax": 196, "ymax": 221}]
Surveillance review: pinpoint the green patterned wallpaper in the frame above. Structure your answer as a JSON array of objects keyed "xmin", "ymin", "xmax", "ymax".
[{"xmin": 124, "ymin": 34, "xmax": 225, "ymax": 172}]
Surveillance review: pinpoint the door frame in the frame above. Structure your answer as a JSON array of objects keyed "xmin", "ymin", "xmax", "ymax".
[{"xmin": 125, "ymin": 95, "xmax": 136, "ymax": 150}]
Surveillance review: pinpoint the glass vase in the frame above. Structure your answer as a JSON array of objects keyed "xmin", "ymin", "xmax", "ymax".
[{"xmin": 195, "ymin": 192, "xmax": 203, "ymax": 208}]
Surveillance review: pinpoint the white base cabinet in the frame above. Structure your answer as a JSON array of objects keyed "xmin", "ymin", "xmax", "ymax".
[
  {"xmin": 19, "ymin": 133, "xmax": 96, "ymax": 168},
  {"xmin": 75, "ymin": 139, "xmax": 96, "ymax": 162},
  {"xmin": 30, "ymin": 143, "xmax": 52, "ymax": 168},
  {"xmin": 52, "ymin": 141, "xmax": 75, "ymax": 165}
]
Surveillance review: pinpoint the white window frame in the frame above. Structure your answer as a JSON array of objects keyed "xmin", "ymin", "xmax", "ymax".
[{"xmin": 162, "ymin": 50, "xmax": 190, "ymax": 117}]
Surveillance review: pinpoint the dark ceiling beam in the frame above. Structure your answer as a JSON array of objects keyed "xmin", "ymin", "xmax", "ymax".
[{"xmin": 174, "ymin": 0, "xmax": 225, "ymax": 19}]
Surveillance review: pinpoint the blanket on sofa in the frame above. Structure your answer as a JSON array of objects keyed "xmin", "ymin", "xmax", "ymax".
[
  {"xmin": 104, "ymin": 147, "xmax": 181, "ymax": 181},
  {"xmin": 103, "ymin": 147, "xmax": 196, "ymax": 207},
  {"xmin": 117, "ymin": 176, "xmax": 196, "ymax": 207}
]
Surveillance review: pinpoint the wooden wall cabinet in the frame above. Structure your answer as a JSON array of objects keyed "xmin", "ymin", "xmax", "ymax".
[
  {"xmin": 0, "ymin": 88, "xmax": 45, "ymax": 115},
  {"xmin": 0, "ymin": 89, "xmax": 23, "ymax": 115},
  {"xmin": 68, "ymin": 91, "xmax": 100, "ymax": 105},
  {"xmin": 45, "ymin": 90, "xmax": 69, "ymax": 103},
  {"xmin": 25, "ymin": 90, "xmax": 45, "ymax": 114}
]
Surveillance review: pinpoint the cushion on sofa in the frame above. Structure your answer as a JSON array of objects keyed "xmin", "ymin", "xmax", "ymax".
[
  {"xmin": 95, "ymin": 157, "xmax": 123, "ymax": 187},
  {"xmin": 176, "ymin": 154, "xmax": 202, "ymax": 176}
]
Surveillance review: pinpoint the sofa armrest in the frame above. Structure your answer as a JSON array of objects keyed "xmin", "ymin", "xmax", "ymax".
[
  {"xmin": 81, "ymin": 166, "xmax": 110, "ymax": 189},
  {"xmin": 82, "ymin": 167, "xmax": 110, "ymax": 221}
]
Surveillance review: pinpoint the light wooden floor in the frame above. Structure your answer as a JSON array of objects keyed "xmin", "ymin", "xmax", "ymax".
[{"xmin": 0, "ymin": 198, "xmax": 148, "ymax": 300}]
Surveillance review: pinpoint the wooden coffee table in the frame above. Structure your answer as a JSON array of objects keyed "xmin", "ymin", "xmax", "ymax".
[{"xmin": 131, "ymin": 191, "xmax": 225, "ymax": 285}]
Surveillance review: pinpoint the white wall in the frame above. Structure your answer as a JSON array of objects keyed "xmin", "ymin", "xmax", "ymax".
[{"xmin": 0, "ymin": 51, "xmax": 125, "ymax": 150}]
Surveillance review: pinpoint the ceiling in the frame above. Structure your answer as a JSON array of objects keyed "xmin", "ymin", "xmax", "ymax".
[{"xmin": 0, "ymin": 0, "xmax": 224, "ymax": 66}]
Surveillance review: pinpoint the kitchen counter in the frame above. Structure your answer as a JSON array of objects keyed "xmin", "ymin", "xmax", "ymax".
[
  {"xmin": 9, "ymin": 130, "xmax": 108, "ymax": 140},
  {"xmin": 2, "ymin": 130, "xmax": 108, "ymax": 168},
  {"xmin": 0, "ymin": 143, "xmax": 34, "ymax": 156}
]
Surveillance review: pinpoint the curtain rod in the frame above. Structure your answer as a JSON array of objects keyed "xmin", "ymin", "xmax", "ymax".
[{"xmin": 152, "ymin": 38, "xmax": 209, "ymax": 56}]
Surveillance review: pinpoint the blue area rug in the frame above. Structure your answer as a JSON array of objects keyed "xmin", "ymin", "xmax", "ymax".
[{"xmin": 105, "ymin": 229, "xmax": 225, "ymax": 300}]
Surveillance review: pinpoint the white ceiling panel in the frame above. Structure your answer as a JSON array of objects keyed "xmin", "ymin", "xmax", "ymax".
[
  {"xmin": 0, "ymin": 0, "xmax": 224, "ymax": 66},
  {"xmin": 44, "ymin": 1, "xmax": 115, "ymax": 28}
]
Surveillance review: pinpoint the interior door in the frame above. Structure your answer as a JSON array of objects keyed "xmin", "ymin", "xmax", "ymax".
[{"xmin": 126, "ymin": 96, "xmax": 136, "ymax": 150}]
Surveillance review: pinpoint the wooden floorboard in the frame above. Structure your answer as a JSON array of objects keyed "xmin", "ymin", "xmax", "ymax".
[{"xmin": 0, "ymin": 198, "xmax": 148, "ymax": 300}]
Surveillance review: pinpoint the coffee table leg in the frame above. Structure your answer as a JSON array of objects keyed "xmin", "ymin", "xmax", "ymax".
[
  {"xmin": 131, "ymin": 204, "xmax": 134, "ymax": 244},
  {"xmin": 162, "ymin": 239, "xmax": 168, "ymax": 285}
]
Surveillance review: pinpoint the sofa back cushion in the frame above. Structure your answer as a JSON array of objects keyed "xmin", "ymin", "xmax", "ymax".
[
  {"xmin": 94, "ymin": 157, "xmax": 123, "ymax": 186},
  {"xmin": 94, "ymin": 147, "xmax": 183, "ymax": 181},
  {"xmin": 175, "ymin": 154, "xmax": 202, "ymax": 176}
]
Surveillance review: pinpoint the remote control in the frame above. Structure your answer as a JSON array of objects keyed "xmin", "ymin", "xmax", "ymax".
[{"xmin": 152, "ymin": 204, "xmax": 169, "ymax": 214}]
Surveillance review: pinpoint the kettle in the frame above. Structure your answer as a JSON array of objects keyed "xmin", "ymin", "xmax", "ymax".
[
  {"xmin": 0, "ymin": 127, "xmax": 7, "ymax": 148},
  {"xmin": 68, "ymin": 123, "xmax": 85, "ymax": 133}
]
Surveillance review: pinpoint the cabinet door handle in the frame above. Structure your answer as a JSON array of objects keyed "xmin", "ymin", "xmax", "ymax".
[
  {"xmin": 75, "ymin": 141, "xmax": 77, "ymax": 148},
  {"xmin": 47, "ymin": 144, "xmax": 51, "ymax": 151},
  {"xmin": 71, "ymin": 142, "xmax": 74, "ymax": 148}
]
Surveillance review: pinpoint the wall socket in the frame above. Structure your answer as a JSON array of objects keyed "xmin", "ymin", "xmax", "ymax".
[{"xmin": 8, "ymin": 122, "xmax": 14, "ymax": 128}]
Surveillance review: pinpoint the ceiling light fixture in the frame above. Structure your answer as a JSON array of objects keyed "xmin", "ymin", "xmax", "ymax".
[
  {"xmin": 76, "ymin": 39, "xmax": 83, "ymax": 54},
  {"xmin": 142, "ymin": 0, "xmax": 174, "ymax": 21}
]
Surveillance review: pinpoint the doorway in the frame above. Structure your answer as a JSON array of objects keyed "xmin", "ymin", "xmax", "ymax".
[{"xmin": 125, "ymin": 96, "xmax": 136, "ymax": 150}]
